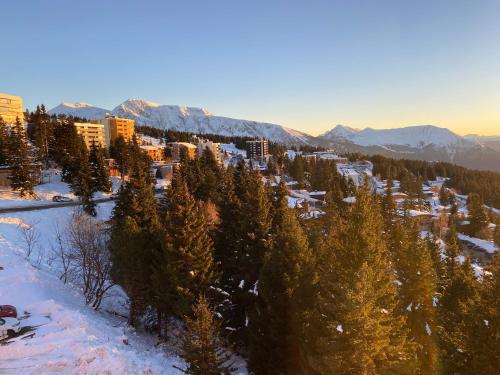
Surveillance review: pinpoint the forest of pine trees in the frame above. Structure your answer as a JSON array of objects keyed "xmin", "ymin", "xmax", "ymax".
[{"xmin": 104, "ymin": 146, "xmax": 498, "ymax": 374}]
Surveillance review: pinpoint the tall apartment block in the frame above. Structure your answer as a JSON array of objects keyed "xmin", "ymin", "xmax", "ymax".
[
  {"xmin": 197, "ymin": 140, "xmax": 221, "ymax": 163},
  {"xmin": 99, "ymin": 116, "xmax": 135, "ymax": 146},
  {"xmin": 246, "ymin": 138, "xmax": 270, "ymax": 161},
  {"xmin": 74, "ymin": 122, "xmax": 106, "ymax": 149},
  {"xmin": 0, "ymin": 93, "xmax": 24, "ymax": 125}
]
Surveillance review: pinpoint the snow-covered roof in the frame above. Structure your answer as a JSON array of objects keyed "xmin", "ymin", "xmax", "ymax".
[{"xmin": 458, "ymin": 233, "xmax": 498, "ymax": 254}]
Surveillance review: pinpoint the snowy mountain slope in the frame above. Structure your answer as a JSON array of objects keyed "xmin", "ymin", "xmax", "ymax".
[
  {"xmin": 0, "ymin": 204, "xmax": 184, "ymax": 374},
  {"xmin": 48, "ymin": 102, "xmax": 109, "ymax": 120},
  {"xmin": 320, "ymin": 124, "xmax": 475, "ymax": 149},
  {"xmin": 464, "ymin": 134, "xmax": 500, "ymax": 152},
  {"xmin": 317, "ymin": 125, "xmax": 500, "ymax": 172},
  {"xmin": 49, "ymin": 99, "xmax": 314, "ymax": 145}
]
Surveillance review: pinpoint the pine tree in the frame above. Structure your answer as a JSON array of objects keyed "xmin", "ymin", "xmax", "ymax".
[
  {"xmin": 438, "ymin": 253, "xmax": 479, "ymax": 374},
  {"xmin": 69, "ymin": 137, "xmax": 95, "ymax": 215},
  {"xmin": 215, "ymin": 162, "xmax": 272, "ymax": 344},
  {"xmin": 0, "ymin": 117, "xmax": 10, "ymax": 165},
  {"xmin": 394, "ymin": 222, "xmax": 440, "ymax": 373},
  {"xmin": 7, "ymin": 117, "xmax": 37, "ymax": 198},
  {"xmin": 26, "ymin": 104, "xmax": 52, "ymax": 167},
  {"xmin": 439, "ymin": 185, "xmax": 450, "ymax": 206},
  {"xmin": 248, "ymin": 178, "xmax": 314, "ymax": 374},
  {"xmin": 308, "ymin": 186, "xmax": 413, "ymax": 374},
  {"xmin": 214, "ymin": 165, "xmax": 244, "ymax": 334},
  {"xmin": 175, "ymin": 296, "xmax": 235, "ymax": 375},
  {"xmin": 290, "ymin": 155, "xmax": 305, "ymax": 187},
  {"xmin": 109, "ymin": 155, "xmax": 160, "ymax": 326},
  {"xmin": 467, "ymin": 192, "xmax": 488, "ymax": 236},
  {"xmin": 89, "ymin": 142, "xmax": 111, "ymax": 193},
  {"xmin": 382, "ymin": 175, "xmax": 397, "ymax": 229},
  {"xmin": 153, "ymin": 171, "xmax": 217, "ymax": 321},
  {"xmin": 466, "ymin": 254, "xmax": 500, "ymax": 374},
  {"xmin": 109, "ymin": 135, "xmax": 130, "ymax": 179}
]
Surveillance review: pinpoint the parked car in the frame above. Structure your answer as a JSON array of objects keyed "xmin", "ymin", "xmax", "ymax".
[
  {"xmin": 52, "ymin": 195, "xmax": 73, "ymax": 202},
  {"xmin": 0, "ymin": 305, "xmax": 17, "ymax": 318},
  {"xmin": 0, "ymin": 317, "xmax": 21, "ymax": 339}
]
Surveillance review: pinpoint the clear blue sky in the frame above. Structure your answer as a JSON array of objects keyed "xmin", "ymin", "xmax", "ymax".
[{"xmin": 2, "ymin": 0, "xmax": 500, "ymax": 135}]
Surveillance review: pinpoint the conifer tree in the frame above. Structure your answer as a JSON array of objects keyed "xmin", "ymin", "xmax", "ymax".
[
  {"xmin": 69, "ymin": 137, "xmax": 95, "ymax": 215},
  {"xmin": 52, "ymin": 118, "xmax": 80, "ymax": 172},
  {"xmin": 466, "ymin": 254, "xmax": 500, "ymax": 374},
  {"xmin": 89, "ymin": 142, "xmax": 111, "ymax": 193},
  {"xmin": 382, "ymin": 175, "xmax": 397, "ymax": 230},
  {"xmin": 7, "ymin": 117, "xmax": 37, "ymax": 198},
  {"xmin": 438, "ymin": 251, "xmax": 479, "ymax": 374},
  {"xmin": 109, "ymin": 154, "xmax": 159, "ymax": 326},
  {"xmin": 176, "ymin": 296, "xmax": 235, "ymax": 375},
  {"xmin": 214, "ymin": 165, "xmax": 245, "ymax": 334},
  {"xmin": 290, "ymin": 155, "xmax": 305, "ymax": 187},
  {"xmin": 214, "ymin": 161, "xmax": 272, "ymax": 344},
  {"xmin": 248, "ymin": 177, "xmax": 314, "ymax": 374},
  {"xmin": 467, "ymin": 192, "xmax": 488, "ymax": 236},
  {"xmin": 27, "ymin": 104, "xmax": 52, "ymax": 167},
  {"xmin": 109, "ymin": 135, "xmax": 130, "ymax": 179},
  {"xmin": 0, "ymin": 117, "xmax": 10, "ymax": 165},
  {"xmin": 153, "ymin": 171, "xmax": 217, "ymax": 321},
  {"xmin": 308, "ymin": 185, "xmax": 413, "ymax": 374},
  {"xmin": 394, "ymin": 222, "xmax": 440, "ymax": 373}
]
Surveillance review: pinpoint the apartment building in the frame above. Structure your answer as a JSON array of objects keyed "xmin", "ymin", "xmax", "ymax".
[
  {"xmin": 99, "ymin": 116, "xmax": 135, "ymax": 146},
  {"xmin": 74, "ymin": 122, "xmax": 106, "ymax": 149},
  {"xmin": 246, "ymin": 139, "xmax": 270, "ymax": 161},
  {"xmin": 140, "ymin": 144, "xmax": 165, "ymax": 162},
  {"xmin": 197, "ymin": 139, "xmax": 221, "ymax": 163},
  {"xmin": 0, "ymin": 93, "xmax": 24, "ymax": 125},
  {"xmin": 167, "ymin": 142, "xmax": 197, "ymax": 161}
]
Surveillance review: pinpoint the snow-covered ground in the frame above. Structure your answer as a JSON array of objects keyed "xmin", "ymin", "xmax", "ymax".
[
  {"xmin": 0, "ymin": 171, "xmax": 122, "ymax": 209},
  {"xmin": 0, "ymin": 203, "xmax": 185, "ymax": 374}
]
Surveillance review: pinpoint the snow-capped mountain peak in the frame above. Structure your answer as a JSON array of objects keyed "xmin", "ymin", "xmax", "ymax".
[
  {"xmin": 320, "ymin": 124, "xmax": 360, "ymax": 140},
  {"xmin": 61, "ymin": 102, "xmax": 95, "ymax": 108},
  {"xmin": 48, "ymin": 102, "xmax": 110, "ymax": 120},
  {"xmin": 319, "ymin": 124, "xmax": 473, "ymax": 149},
  {"xmin": 49, "ymin": 99, "xmax": 314, "ymax": 145}
]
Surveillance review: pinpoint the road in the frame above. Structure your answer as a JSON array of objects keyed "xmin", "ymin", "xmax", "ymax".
[{"xmin": 0, "ymin": 198, "xmax": 114, "ymax": 214}]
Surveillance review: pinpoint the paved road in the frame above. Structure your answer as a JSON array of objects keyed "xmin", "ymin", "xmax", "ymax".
[{"xmin": 0, "ymin": 198, "xmax": 114, "ymax": 214}]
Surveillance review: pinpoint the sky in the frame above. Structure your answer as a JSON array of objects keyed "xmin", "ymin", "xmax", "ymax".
[{"xmin": 2, "ymin": 0, "xmax": 500, "ymax": 136}]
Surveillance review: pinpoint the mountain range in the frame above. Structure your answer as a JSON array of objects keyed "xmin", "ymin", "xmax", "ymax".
[{"xmin": 48, "ymin": 99, "xmax": 500, "ymax": 172}]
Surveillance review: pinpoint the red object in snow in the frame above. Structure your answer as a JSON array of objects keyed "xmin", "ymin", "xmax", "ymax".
[{"xmin": 0, "ymin": 305, "xmax": 17, "ymax": 318}]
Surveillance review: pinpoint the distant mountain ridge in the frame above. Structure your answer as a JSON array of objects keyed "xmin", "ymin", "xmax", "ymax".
[
  {"xmin": 48, "ymin": 99, "xmax": 500, "ymax": 172},
  {"xmin": 49, "ymin": 99, "xmax": 314, "ymax": 146},
  {"xmin": 320, "ymin": 124, "xmax": 475, "ymax": 149}
]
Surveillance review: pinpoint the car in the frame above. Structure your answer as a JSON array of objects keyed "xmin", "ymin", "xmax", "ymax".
[
  {"xmin": 52, "ymin": 195, "xmax": 73, "ymax": 202},
  {"xmin": 0, "ymin": 317, "xmax": 21, "ymax": 339},
  {"xmin": 0, "ymin": 305, "xmax": 17, "ymax": 318}
]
